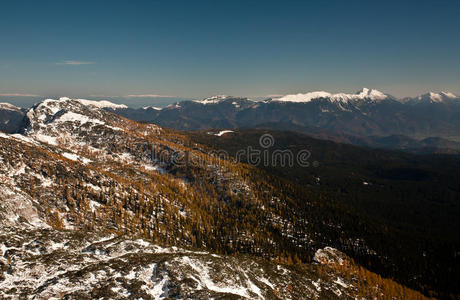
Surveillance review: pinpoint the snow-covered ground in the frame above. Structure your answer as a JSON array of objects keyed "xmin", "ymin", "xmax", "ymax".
[
  {"xmin": 215, "ymin": 130, "xmax": 234, "ymax": 136},
  {"xmin": 0, "ymin": 225, "xmax": 354, "ymax": 299}
]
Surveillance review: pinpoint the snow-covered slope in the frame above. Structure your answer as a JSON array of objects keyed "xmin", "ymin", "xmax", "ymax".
[
  {"xmin": 0, "ymin": 223, "xmax": 364, "ymax": 300},
  {"xmin": 0, "ymin": 184, "xmax": 48, "ymax": 229}
]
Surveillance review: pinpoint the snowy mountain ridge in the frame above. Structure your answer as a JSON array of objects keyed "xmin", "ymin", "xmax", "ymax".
[
  {"xmin": 0, "ymin": 102, "xmax": 21, "ymax": 111},
  {"xmin": 414, "ymin": 91, "xmax": 458, "ymax": 103},
  {"xmin": 74, "ymin": 97, "xmax": 128, "ymax": 109},
  {"xmin": 274, "ymin": 88, "xmax": 389, "ymax": 103},
  {"xmin": 194, "ymin": 95, "xmax": 251, "ymax": 105}
]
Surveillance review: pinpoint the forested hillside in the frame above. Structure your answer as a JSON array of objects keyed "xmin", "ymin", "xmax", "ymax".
[{"xmin": 188, "ymin": 129, "xmax": 460, "ymax": 299}]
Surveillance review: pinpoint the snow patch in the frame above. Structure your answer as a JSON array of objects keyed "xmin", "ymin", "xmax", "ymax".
[
  {"xmin": 178, "ymin": 256, "xmax": 253, "ymax": 298},
  {"xmin": 143, "ymin": 106, "xmax": 162, "ymax": 110},
  {"xmin": 0, "ymin": 132, "xmax": 10, "ymax": 139},
  {"xmin": 56, "ymin": 111, "xmax": 105, "ymax": 125},
  {"xmin": 215, "ymin": 130, "xmax": 234, "ymax": 136},
  {"xmin": 31, "ymin": 133, "xmax": 58, "ymax": 145}
]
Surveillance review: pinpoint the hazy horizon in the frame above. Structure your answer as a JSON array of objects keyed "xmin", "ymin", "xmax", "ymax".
[{"xmin": 1, "ymin": 86, "xmax": 459, "ymax": 109}]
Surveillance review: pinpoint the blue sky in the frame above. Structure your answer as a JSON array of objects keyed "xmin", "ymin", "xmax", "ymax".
[{"xmin": 1, "ymin": 0, "xmax": 459, "ymax": 107}]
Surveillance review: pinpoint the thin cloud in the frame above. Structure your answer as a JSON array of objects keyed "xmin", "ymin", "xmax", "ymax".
[
  {"xmin": 0, "ymin": 93, "xmax": 40, "ymax": 97},
  {"xmin": 125, "ymin": 94, "xmax": 175, "ymax": 98},
  {"xmin": 89, "ymin": 94, "xmax": 119, "ymax": 98},
  {"xmin": 57, "ymin": 60, "xmax": 95, "ymax": 65},
  {"xmin": 265, "ymin": 94, "xmax": 284, "ymax": 98}
]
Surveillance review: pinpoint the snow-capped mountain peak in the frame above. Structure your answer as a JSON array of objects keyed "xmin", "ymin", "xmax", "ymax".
[
  {"xmin": 354, "ymin": 87, "xmax": 387, "ymax": 100},
  {"xmin": 274, "ymin": 88, "xmax": 388, "ymax": 103},
  {"xmin": 417, "ymin": 91, "xmax": 458, "ymax": 103},
  {"xmin": 24, "ymin": 97, "xmax": 125, "ymax": 145}
]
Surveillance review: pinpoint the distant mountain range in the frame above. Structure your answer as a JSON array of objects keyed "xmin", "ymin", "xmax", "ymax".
[
  {"xmin": 2, "ymin": 89, "xmax": 460, "ymax": 153},
  {"xmin": 108, "ymin": 88, "xmax": 460, "ymax": 141}
]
